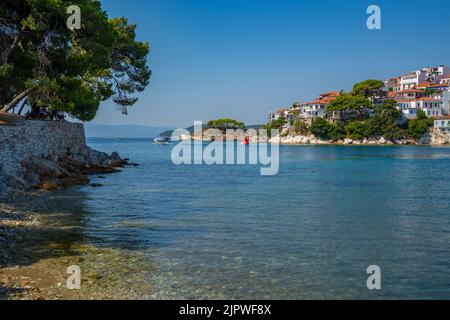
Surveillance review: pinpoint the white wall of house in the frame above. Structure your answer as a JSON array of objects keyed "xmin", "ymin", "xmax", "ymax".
[
  {"xmin": 301, "ymin": 103, "xmax": 327, "ymax": 118},
  {"xmin": 440, "ymin": 77, "xmax": 450, "ymax": 85},
  {"xmin": 401, "ymin": 71, "xmax": 426, "ymax": 90},
  {"xmin": 397, "ymin": 99, "xmax": 444, "ymax": 119},
  {"xmin": 443, "ymin": 90, "xmax": 450, "ymax": 115},
  {"xmin": 434, "ymin": 118, "xmax": 450, "ymax": 132}
]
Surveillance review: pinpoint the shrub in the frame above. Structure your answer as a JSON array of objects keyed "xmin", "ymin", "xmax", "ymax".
[
  {"xmin": 310, "ymin": 118, "xmax": 344, "ymax": 141},
  {"xmin": 293, "ymin": 120, "xmax": 308, "ymax": 135},
  {"xmin": 345, "ymin": 121, "xmax": 368, "ymax": 140}
]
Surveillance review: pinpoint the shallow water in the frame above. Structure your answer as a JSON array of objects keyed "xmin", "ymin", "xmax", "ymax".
[{"xmin": 43, "ymin": 139, "xmax": 450, "ymax": 299}]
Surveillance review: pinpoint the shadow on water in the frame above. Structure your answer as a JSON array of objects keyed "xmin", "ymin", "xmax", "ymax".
[
  {"xmin": 1, "ymin": 189, "xmax": 93, "ymax": 268},
  {"xmin": 1, "ymin": 187, "xmax": 157, "ymax": 300}
]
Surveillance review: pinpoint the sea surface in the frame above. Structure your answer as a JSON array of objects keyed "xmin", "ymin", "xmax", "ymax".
[{"xmin": 42, "ymin": 139, "xmax": 450, "ymax": 299}]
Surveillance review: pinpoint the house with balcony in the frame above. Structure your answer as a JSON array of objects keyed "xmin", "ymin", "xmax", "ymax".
[
  {"xmin": 440, "ymin": 75, "xmax": 450, "ymax": 85},
  {"xmin": 434, "ymin": 116, "xmax": 450, "ymax": 135},
  {"xmin": 394, "ymin": 89, "xmax": 427, "ymax": 100},
  {"xmin": 298, "ymin": 92, "xmax": 340, "ymax": 125},
  {"xmin": 399, "ymin": 66, "xmax": 449, "ymax": 90},
  {"xmin": 400, "ymin": 71, "xmax": 427, "ymax": 90},
  {"xmin": 423, "ymin": 65, "xmax": 449, "ymax": 83},
  {"xmin": 396, "ymin": 97, "xmax": 443, "ymax": 119},
  {"xmin": 443, "ymin": 90, "xmax": 450, "ymax": 115},
  {"xmin": 384, "ymin": 77, "xmax": 401, "ymax": 92},
  {"xmin": 268, "ymin": 108, "xmax": 287, "ymax": 123},
  {"xmin": 427, "ymin": 83, "xmax": 449, "ymax": 92}
]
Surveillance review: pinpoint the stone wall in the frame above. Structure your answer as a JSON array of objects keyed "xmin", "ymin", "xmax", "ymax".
[
  {"xmin": 0, "ymin": 120, "xmax": 124, "ymax": 195},
  {"xmin": 0, "ymin": 121, "xmax": 86, "ymax": 176}
]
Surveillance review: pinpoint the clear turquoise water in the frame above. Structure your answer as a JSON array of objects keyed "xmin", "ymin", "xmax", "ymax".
[{"xmin": 51, "ymin": 139, "xmax": 450, "ymax": 299}]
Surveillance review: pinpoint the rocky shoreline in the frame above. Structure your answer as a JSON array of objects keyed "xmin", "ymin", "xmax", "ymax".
[
  {"xmin": 0, "ymin": 121, "xmax": 132, "ymax": 196},
  {"xmin": 0, "ymin": 152, "xmax": 140, "ymax": 300},
  {"xmin": 269, "ymin": 134, "xmax": 429, "ymax": 146},
  {"xmin": 176, "ymin": 128, "xmax": 449, "ymax": 145},
  {"xmin": 0, "ymin": 120, "xmax": 140, "ymax": 299}
]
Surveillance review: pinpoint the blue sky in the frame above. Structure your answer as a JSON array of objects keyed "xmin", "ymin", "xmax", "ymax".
[{"xmin": 95, "ymin": 0, "xmax": 450, "ymax": 127}]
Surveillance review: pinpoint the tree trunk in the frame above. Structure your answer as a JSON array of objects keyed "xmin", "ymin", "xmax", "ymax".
[
  {"xmin": 1, "ymin": 26, "xmax": 26, "ymax": 65},
  {"xmin": 0, "ymin": 88, "xmax": 33, "ymax": 113}
]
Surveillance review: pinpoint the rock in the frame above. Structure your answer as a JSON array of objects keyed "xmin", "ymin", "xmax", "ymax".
[
  {"xmin": 39, "ymin": 181, "xmax": 59, "ymax": 191},
  {"xmin": 378, "ymin": 137, "xmax": 387, "ymax": 144},
  {"xmin": 90, "ymin": 183, "xmax": 104, "ymax": 188},
  {"xmin": 0, "ymin": 126, "xmax": 126, "ymax": 195},
  {"xmin": 419, "ymin": 133, "xmax": 432, "ymax": 145},
  {"xmin": 111, "ymin": 152, "xmax": 121, "ymax": 161},
  {"xmin": 343, "ymin": 138, "xmax": 353, "ymax": 145}
]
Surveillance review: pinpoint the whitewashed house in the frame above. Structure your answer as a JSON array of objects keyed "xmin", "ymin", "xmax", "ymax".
[
  {"xmin": 400, "ymin": 66, "xmax": 449, "ymax": 90},
  {"xmin": 400, "ymin": 71, "xmax": 427, "ymax": 90},
  {"xmin": 396, "ymin": 97, "xmax": 443, "ymax": 119},
  {"xmin": 440, "ymin": 75, "xmax": 450, "ymax": 85},
  {"xmin": 443, "ymin": 90, "xmax": 450, "ymax": 115},
  {"xmin": 434, "ymin": 116, "xmax": 450, "ymax": 134},
  {"xmin": 267, "ymin": 108, "xmax": 287, "ymax": 123}
]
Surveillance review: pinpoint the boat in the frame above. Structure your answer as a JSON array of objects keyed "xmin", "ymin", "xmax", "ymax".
[{"xmin": 153, "ymin": 136, "xmax": 171, "ymax": 145}]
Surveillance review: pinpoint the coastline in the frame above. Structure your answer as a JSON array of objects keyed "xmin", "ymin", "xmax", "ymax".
[
  {"xmin": 174, "ymin": 126, "xmax": 449, "ymax": 146},
  {"xmin": 0, "ymin": 191, "xmax": 155, "ymax": 300},
  {"xmin": 0, "ymin": 121, "xmax": 142, "ymax": 300}
]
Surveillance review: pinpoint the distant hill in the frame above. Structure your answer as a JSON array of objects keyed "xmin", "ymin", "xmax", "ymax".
[{"xmin": 85, "ymin": 124, "xmax": 173, "ymax": 139}]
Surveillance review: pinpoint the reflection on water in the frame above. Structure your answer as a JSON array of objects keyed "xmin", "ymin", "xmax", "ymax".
[{"xmin": 39, "ymin": 140, "xmax": 450, "ymax": 299}]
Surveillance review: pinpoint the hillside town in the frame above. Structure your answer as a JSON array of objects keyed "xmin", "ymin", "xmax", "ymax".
[{"xmin": 267, "ymin": 65, "xmax": 450, "ymax": 142}]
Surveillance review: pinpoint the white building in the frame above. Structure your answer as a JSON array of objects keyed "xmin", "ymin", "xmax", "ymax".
[
  {"xmin": 434, "ymin": 116, "xmax": 450, "ymax": 134},
  {"xmin": 384, "ymin": 77, "xmax": 401, "ymax": 92},
  {"xmin": 400, "ymin": 71, "xmax": 427, "ymax": 90},
  {"xmin": 301, "ymin": 100, "xmax": 328, "ymax": 119},
  {"xmin": 400, "ymin": 66, "xmax": 449, "ymax": 90},
  {"xmin": 443, "ymin": 90, "xmax": 450, "ymax": 115},
  {"xmin": 440, "ymin": 75, "xmax": 450, "ymax": 85},
  {"xmin": 268, "ymin": 108, "xmax": 287, "ymax": 123},
  {"xmin": 396, "ymin": 97, "xmax": 443, "ymax": 119},
  {"xmin": 298, "ymin": 92, "xmax": 340, "ymax": 121}
]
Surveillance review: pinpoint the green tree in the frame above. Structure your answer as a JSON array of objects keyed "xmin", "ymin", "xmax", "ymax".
[
  {"xmin": 365, "ymin": 103, "xmax": 405, "ymax": 140},
  {"xmin": 351, "ymin": 79, "xmax": 386, "ymax": 100},
  {"xmin": 327, "ymin": 93, "xmax": 372, "ymax": 118},
  {"xmin": 0, "ymin": 0, "xmax": 151, "ymax": 120},
  {"xmin": 293, "ymin": 120, "xmax": 308, "ymax": 135},
  {"xmin": 345, "ymin": 121, "xmax": 368, "ymax": 140},
  {"xmin": 207, "ymin": 118, "xmax": 245, "ymax": 131},
  {"xmin": 407, "ymin": 110, "xmax": 434, "ymax": 139},
  {"xmin": 310, "ymin": 118, "xmax": 344, "ymax": 140},
  {"xmin": 416, "ymin": 109, "xmax": 427, "ymax": 121}
]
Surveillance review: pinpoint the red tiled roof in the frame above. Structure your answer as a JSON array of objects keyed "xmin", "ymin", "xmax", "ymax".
[
  {"xmin": 435, "ymin": 115, "xmax": 450, "ymax": 120},
  {"xmin": 416, "ymin": 82, "xmax": 431, "ymax": 88},
  {"xmin": 416, "ymin": 97, "xmax": 441, "ymax": 101},
  {"xmin": 397, "ymin": 89, "xmax": 425, "ymax": 94},
  {"xmin": 387, "ymin": 91, "xmax": 397, "ymax": 97},
  {"xmin": 442, "ymin": 75, "xmax": 450, "ymax": 79},
  {"xmin": 428, "ymin": 83, "xmax": 449, "ymax": 88},
  {"xmin": 320, "ymin": 91, "xmax": 340, "ymax": 97}
]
